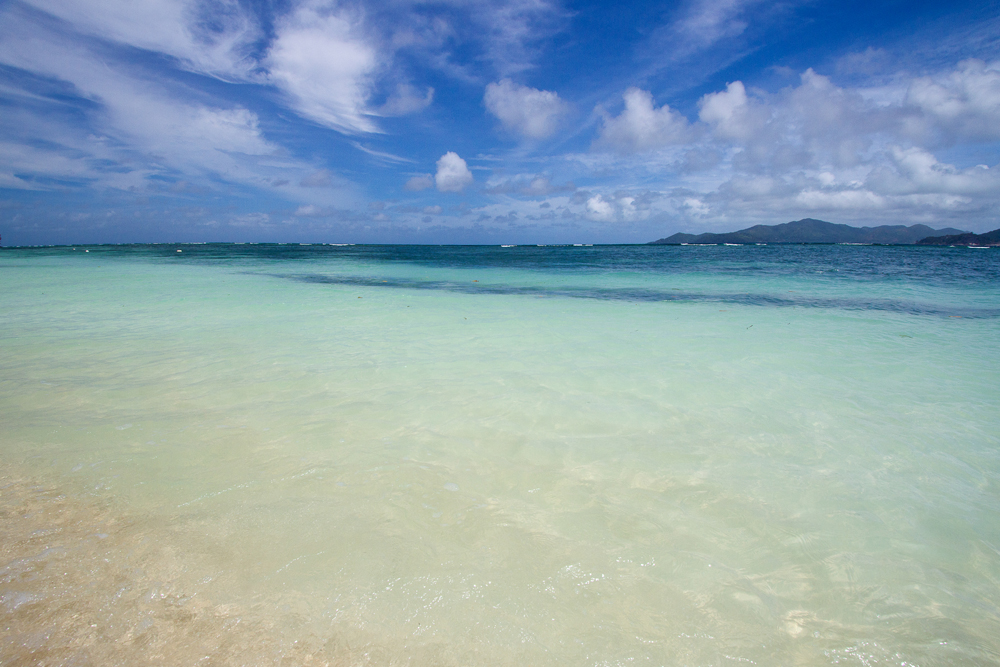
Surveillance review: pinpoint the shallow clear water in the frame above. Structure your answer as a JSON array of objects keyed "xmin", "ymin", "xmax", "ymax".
[{"xmin": 2, "ymin": 243, "xmax": 999, "ymax": 665}]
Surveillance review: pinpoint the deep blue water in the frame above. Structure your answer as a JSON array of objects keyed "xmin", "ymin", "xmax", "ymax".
[{"xmin": 6, "ymin": 243, "xmax": 999, "ymax": 317}]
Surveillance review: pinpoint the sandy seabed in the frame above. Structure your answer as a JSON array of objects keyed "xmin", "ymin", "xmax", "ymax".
[{"xmin": 0, "ymin": 467, "xmax": 453, "ymax": 667}]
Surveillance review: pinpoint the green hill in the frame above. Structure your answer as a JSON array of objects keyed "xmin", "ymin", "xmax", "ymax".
[
  {"xmin": 650, "ymin": 219, "xmax": 967, "ymax": 245},
  {"xmin": 916, "ymin": 228, "xmax": 1000, "ymax": 246}
]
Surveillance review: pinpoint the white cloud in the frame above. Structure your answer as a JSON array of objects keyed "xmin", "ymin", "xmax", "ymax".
[
  {"xmin": 870, "ymin": 147, "xmax": 1000, "ymax": 195},
  {"xmin": 904, "ymin": 59, "xmax": 1000, "ymax": 143},
  {"xmin": 405, "ymin": 174, "xmax": 434, "ymax": 191},
  {"xmin": 582, "ymin": 60, "xmax": 1000, "ymax": 231},
  {"xmin": 449, "ymin": 0, "xmax": 567, "ymax": 77},
  {"xmin": 524, "ymin": 175, "xmax": 570, "ymax": 196},
  {"xmin": 0, "ymin": 132, "xmax": 125, "ymax": 190},
  {"xmin": 585, "ymin": 195, "xmax": 614, "ymax": 221},
  {"xmin": 229, "ymin": 212, "xmax": 272, "ymax": 227},
  {"xmin": 794, "ymin": 189, "xmax": 886, "ymax": 210},
  {"xmin": 574, "ymin": 191, "xmax": 657, "ymax": 223},
  {"xmin": 640, "ymin": 0, "xmax": 772, "ymax": 67},
  {"xmin": 484, "ymin": 79, "xmax": 568, "ymax": 139},
  {"xmin": 618, "ymin": 196, "xmax": 641, "ymax": 221},
  {"xmin": 674, "ymin": 0, "xmax": 765, "ymax": 50},
  {"xmin": 379, "ymin": 83, "xmax": 434, "ymax": 116},
  {"xmin": 266, "ymin": 3, "xmax": 379, "ymax": 134},
  {"xmin": 301, "ymin": 170, "xmax": 334, "ymax": 187},
  {"xmin": 482, "ymin": 0, "xmax": 567, "ymax": 76},
  {"xmin": 693, "ymin": 65, "xmax": 1000, "ymax": 181},
  {"xmin": 435, "ymin": 152, "xmax": 473, "ymax": 192},
  {"xmin": 0, "ymin": 5, "xmax": 360, "ymax": 207},
  {"xmin": 295, "ymin": 204, "xmax": 323, "ymax": 216},
  {"xmin": 23, "ymin": 0, "xmax": 259, "ymax": 79},
  {"xmin": 682, "ymin": 197, "xmax": 711, "ymax": 216},
  {"xmin": 0, "ymin": 15, "xmax": 272, "ymax": 178},
  {"xmin": 596, "ymin": 88, "xmax": 692, "ymax": 152},
  {"xmin": 698, "ymin": 81, "xmax": 766, "ymax": 141},
  {"xmin": 484, "ymin": 173, "xmax": 575, "ymax": 196},
  {"xmin": 23, "ymin": 0, "xmax": 434, "ymax": 135}
]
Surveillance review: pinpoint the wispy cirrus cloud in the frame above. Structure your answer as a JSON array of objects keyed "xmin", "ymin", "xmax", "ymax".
[
  {"xmin": 265, "ymin": 2, "xmax": 380, "ymax": 134},
  {"xmin": 384, "ymin": 0, "xmax": 568, "ymax": 80},
  {"xmin": 22, "ymin": 0, "xmax": 260, "ymax": 80},
  {"xmin": 0, "ymin": 3, "xmax": 358, "ymax": 206}
]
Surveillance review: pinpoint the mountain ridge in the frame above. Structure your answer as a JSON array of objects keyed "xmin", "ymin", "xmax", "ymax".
[
  {"xmin": 649, "ymin": 219, "xmax": 967, "ymax": 245},
  {"xmin": 915, "ymin": 228, "xmax": 1000, "ymax": 246}
]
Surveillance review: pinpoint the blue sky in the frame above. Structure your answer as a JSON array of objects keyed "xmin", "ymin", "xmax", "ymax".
[{"xmin": 0, "ymin": 0, "xmax": 998, "ymax": 245}]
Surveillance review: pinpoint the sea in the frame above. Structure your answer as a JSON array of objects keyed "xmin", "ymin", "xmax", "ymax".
[{"xmin": 2, "ymin": 243, "xmax": 999, "ymax": 666}]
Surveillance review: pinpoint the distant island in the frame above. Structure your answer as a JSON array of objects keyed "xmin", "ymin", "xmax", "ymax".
[
  {"xmin": 915, "ymin": 228, "xmax": 1000, "ymax": 247},
  {"xmin": 649, "ymin": 218, "xmax": 967, "ymax": 245}
]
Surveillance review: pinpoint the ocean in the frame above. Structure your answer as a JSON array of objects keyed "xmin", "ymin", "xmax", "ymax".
[{"xmin": 2, "ymin": 243, "xmax": 998, "ymax": 666}]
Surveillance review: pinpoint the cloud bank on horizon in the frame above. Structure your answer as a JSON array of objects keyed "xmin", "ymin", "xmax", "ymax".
[{"xmin": 0, "ymin": 0, "xmax": 998, "ymax": 244}]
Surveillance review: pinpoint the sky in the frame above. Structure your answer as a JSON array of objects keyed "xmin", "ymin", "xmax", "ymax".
[{"xmin": 0, "ymin": 0, "xmax": 998, "ymax": 245}]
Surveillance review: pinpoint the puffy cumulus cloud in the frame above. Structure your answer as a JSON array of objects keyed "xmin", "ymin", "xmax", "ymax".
[
  {"xmin": 585, "ymin": 194, "xmax": 614, "ymax": 221},
  {"xmin": 681, "ymin": 67, "xmax": 999, "ymax": 217},
  {"xmin": 695, "ymin": 65, "xmax": 1000, "ymax": 176},
  {"xmin": 484, "ymin": 79, "xmax": 569, "ymax": 139},
  {"xmin": 617, "ymin": 195, "xmax": 654, "ymax": 221},
  {"xmin": 595, "ymin": 88, "xmax": 693, "ymax": 152},
  {"xmin": 904, "ymin": 59, "xmax": 1000, "ymax": 144},
  {"xmin": 266, "ymin": 3, "xmax": 379, "ymax": 134},
  {"xmin": 869, "ymin": 147, "xmax": 1000, "ymax": 196},
  {"xmin": 578, "ymin": 191, "xmax": 657, "ymax": 223},
  {"xmin": 405, "ymin": 174, "xmax": 434, "ymax": 191},
  {"xmin": 698, "ymin": 70, "xmax": 880, "ymax": 174},
  {"xmin": 680, "ymin": 197, "xmax": 711, "ymax": 217},
  {"xmin": 698, "ymin": 81, "xmax": 768, "ymax": 142},
  {"xmin": 435, "ymin": 152, "xmax": 474, "ymax": 192},
  {"xmin": 783, "ymin": 71, "xmax": 878, "ymax": 160},
  {"xmin": 584, "ymin": 61, "xmax": 1000, "ymax": 231}
]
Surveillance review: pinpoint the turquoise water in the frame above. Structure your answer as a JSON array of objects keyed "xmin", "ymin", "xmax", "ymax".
[{"xmin": 2, "ymin": 244, "xmax": 999, "ymax": 665}]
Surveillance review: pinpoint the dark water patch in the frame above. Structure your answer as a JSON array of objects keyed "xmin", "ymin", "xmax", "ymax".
[
  {"xmin": 272, "ymin": 272, "xmax": 1000, "ymax": 319},
  {"xmin": 5, "ymin": 243, "xmax": 1000, "ymax": 288}
]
